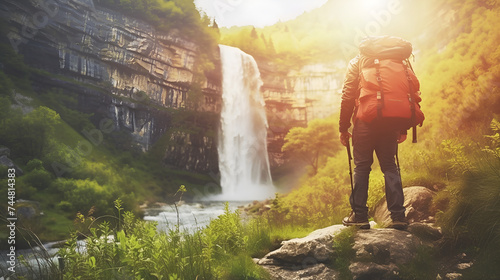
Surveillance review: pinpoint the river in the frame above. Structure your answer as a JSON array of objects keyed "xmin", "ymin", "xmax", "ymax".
[{"xmin": 143, "ymin": 201, "xmax": 249, "ymax": 233}]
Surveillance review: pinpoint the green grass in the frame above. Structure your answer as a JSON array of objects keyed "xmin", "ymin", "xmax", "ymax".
[
  {"xmin": 224, "ymin": 254, "xmax": 272, "ymax": 280},
  {"xmin": 331, "ymin": 227, "xmax": 357, "ymax": 280},
  {"xmin": 398, "ymin": 246, "xmax": 437, "ymax": 280},
  {"xmin": 37, "ymin": 209, "xmax": 75, "ymax": 242},
  {"xmin": 51, "ymin": 201, "xmax": 274, "ymax": 280},
  {"xmin": 247, "ymin": 219, "xmax": 314, "ymax": 258},
  {"xmin": 433, "ymin": 119, "xmax": 500, "ymax": 279}
]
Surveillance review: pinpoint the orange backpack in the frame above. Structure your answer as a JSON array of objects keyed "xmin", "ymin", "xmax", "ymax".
[{"xmin": 356, "ymin": 36, "xmax": 425, "ymax": 142}]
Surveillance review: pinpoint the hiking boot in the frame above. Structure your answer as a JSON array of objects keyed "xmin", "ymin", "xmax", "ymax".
[
  {"xmin": 342, "ymin": 212, "xmax": 370, "ymax": 229},
  {"xmin": 390, "ymin": 216, "xmax": 409, "ymax": 230}
]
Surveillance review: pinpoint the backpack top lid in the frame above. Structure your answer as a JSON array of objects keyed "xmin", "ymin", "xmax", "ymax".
[{"xmin": 359, "ymin": 36, "xmax": 413, "ymax": 60}]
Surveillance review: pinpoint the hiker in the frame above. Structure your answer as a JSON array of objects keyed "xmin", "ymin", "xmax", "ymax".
[{"xmin": 338, "ymin": 36, "xmax": 424, "ymax": 230}]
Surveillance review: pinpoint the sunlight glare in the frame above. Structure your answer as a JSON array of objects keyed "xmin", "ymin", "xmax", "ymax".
[{"xmin": 362, "ymin": 0, "xmax": 387, "ymax": 10}]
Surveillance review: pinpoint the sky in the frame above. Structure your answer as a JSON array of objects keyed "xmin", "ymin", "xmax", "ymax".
[{"xmin": 194, "ymin": 0, "xmax": 329, "ymax": 28}]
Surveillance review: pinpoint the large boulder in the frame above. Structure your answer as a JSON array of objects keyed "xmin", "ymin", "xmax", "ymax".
[
  {"xmin": 350, "ymin": 229, "xmax": 422, "ymax": 280},
  {"xmin": 258, "ymin": 224, "xmax": 432, "ymax": 280},
  {"xmin": 259, "ymin": 225, "xmax": 344, "ymax": 265},
  {"xmin": 373, "ymin": 186, "xmax": 435, "ymax": 226},
  {"xmin": 258, "ymin": 225, "xmax": 344, "ymax": 279}
]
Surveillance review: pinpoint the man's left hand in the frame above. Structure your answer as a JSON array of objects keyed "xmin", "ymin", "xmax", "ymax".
[
  {"xmin": 397, "ymin": 134, "xmax": 407, "ymax": 144},
  {"xmin": 340, "ymin": 132, "xmax": 352, "ymax": 147}
]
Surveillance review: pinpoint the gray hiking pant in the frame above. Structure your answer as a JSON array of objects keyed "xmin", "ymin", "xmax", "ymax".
[{"xmin": 351, "ymin": 119, "xmax": 406, "ymax": 220}]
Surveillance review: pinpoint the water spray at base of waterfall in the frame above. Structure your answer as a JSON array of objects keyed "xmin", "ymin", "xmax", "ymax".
[{"xmin": 207, "ymin": 45, "xmax": 275, "ymax": 201}]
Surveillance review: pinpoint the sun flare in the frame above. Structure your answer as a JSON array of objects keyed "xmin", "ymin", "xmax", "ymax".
[{"xmin": 362, "ymin": 0, "xmax": 387, "ymax": 10}]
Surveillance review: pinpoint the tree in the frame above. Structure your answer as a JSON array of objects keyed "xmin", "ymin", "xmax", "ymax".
[{"xmin": 282, "ymin": 118, "xmax": 341, "ymax": 175}]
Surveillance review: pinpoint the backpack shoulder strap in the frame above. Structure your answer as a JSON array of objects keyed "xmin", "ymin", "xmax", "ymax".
[
  {"xmin": 403, "ymin": 59, "xmax": 418, "ymax": 143},
  {"xmin": 374, "ymin": 59, "xmax": 384, "ymax": 119}
]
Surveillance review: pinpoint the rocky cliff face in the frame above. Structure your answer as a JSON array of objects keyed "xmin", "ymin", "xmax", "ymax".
[
  {"xmin": 0, "ymin": 0, "xmax": 221, "ymax": 172},
  {"xmin": 260, "ymin": 62, "xmax": 345, "ymax": 167}
]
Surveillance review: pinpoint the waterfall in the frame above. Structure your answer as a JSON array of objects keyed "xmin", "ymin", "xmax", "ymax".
[{"xmin": 215, "ymin": 45, "xmax": 275, "ymax": 201}]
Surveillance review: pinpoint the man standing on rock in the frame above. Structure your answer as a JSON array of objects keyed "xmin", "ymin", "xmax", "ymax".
[{"xmin": 338, "ymin": 36, "xmax": 424, "ymax": 230}]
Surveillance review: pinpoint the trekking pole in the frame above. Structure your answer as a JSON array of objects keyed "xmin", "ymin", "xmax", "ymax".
[
  {"xmin": 347, "ymin": 138, "xmax": 354, "ymax": 193},
  {"xmin": 395, "ymin": 147, "xmax": 403, "ymax": 185}
]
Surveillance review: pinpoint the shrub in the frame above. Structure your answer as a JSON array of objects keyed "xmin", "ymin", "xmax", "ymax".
[
  {"xmin": 25, "ymin": 158, "xmax": 44, "ymax": 171},
  {"xmin": 22, "ymin": 168, "xmax": 52, "ymax": 190},
  {"xmin": 56, "ymin": 201, "xmax": 73, "ymax": 212},
  {"xmin": 437, "ymin": 119, "xmax": 500, "ymax": 278},
  {"xmin": 202, "ymin": 202, "xmax": 246, "ymax": 257},
  {"xmin": 54, "ymin": 178, "xmax": 113, "ymax": 215}
]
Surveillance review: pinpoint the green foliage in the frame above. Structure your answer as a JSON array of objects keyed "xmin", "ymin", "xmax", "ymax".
[
  {"xmin": 398, "ymin": 246, "xmax": 437, "ymax": 280},
  {"xmin": 0, "ymin": 106, "xmax": 61, "ymax": 160},
  {"xmin": 437, "ymin": 119, "xmax": 500, "ymax": 278},
  {"xmin": 53, "ymin": 178, "xmax": 114, "ymax": 216},
  {"xmin": 40, "ymin": 89, "xmax": 94, "ymax": 132},
  {"xmin": 25, "ymin": 158, "xmax": 44, "ymax": 171},
  {"xmin": 282, "ymin": 117, "xmax": 341, "ymax": 175},
  {"xmin": 220, "ymin": 26, "xmax": 275, "ymax": 61},
  {"xmin": 55, "ymin": 201, "xmax": 271, "ymax": 280},
  {"xmin": 220, "ymin": 16, "xmax": 336, "ymax": 71},
  {"xmin": 417, "ymin": 0, "xmax": 500, "ymax": 138},
  {"xmin": 21, "ymin": 165, "xmax": 52, "ymax": 190},
  {"xmin": 332, "ymin": 227, "xmax": 357, "ymax": 280},
  {"xmin": 439, "ymin": 140, "xmax": 474, "ymax": 175},
  {"xmin": 223, "ymin": 254, "xmax": 271, "ymax": 280},
  {"xmin": 203, "ymin": 202, "xmax": 246, "ymax": 258},
  {"xmin": 243, "ymin": 217, "xmax": 274, "ymax": 258}
]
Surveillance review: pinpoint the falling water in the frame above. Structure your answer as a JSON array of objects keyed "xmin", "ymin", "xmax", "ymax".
[{"xmin": 215, "ymin": 45, "xmax": 275, "ymax": 201}]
